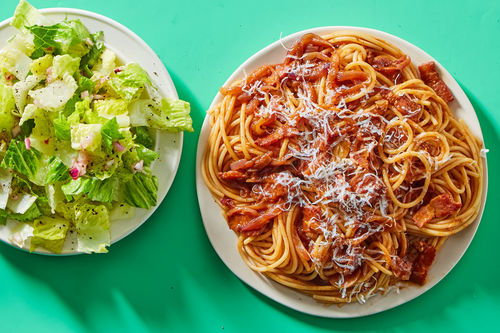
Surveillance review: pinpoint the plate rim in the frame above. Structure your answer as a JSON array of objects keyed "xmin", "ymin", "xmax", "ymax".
[
  {"xmin": 0, "ymin": 7, "xmax": 184, "ymax": 255},
  {"xmin": 195, "ymin": 26, "xmax": 489, "ymax": 318}
]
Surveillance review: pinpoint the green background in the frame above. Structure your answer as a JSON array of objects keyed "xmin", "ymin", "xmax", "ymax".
[{"xmin": 0, "ymin": 0, "xmax": 499, "ymax": 332}]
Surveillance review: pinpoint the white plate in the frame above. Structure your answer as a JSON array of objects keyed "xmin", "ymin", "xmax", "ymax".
[
  {"xmin": 195, "ymin": 26, "xmax": 488, "ymax": 318},
  {"xmin": 0, "ymin": 8, "xmax": 183, "ymax": 255}
]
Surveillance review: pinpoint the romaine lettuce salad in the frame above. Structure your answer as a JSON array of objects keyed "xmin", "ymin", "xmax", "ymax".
[{"xmin": 0, "ymin": 0, "xmax": 193, "ymax": 253}]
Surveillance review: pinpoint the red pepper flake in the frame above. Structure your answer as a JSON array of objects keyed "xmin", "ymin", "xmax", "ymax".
[
  {"xmin": 44, "ymin": 138, "xmax": 50, "ymax": 144},
  {"xmin": 114, "ymin": 68, "xmax": 122, "ymax": 73}
]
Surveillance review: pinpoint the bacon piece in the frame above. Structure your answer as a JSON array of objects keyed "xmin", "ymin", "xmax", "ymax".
[
  {"xmin": 431, "ymin": 193, "xmax": 462, "ymax": 218},
  {"xmin": 229, "ymin": 151, "xmax": 273, "ymax": 172},
  {"xmin": 256, "ymin": 173, "xmax": 289, "ymax": 201},
  {"xmin": 332, "ymin": 244, "xmax": 363, "ymax": 274},
  {"xmin": 219, "ymin": 170, "xmax": 247, "ymax": 182},
  {"xmin": 412, "ymin": 193, "xmax": 461, "ymax": 228},
  {"xmin": 336, "ymin": 70, "xmax": 369, "ymax": 83},
  {"xmin": 302, "ymin": 205, "xmax": 322, "ymax": 237},
  {"xmin": 418, "ymin": 62, "xmax": 454, "ymax": 103},
  {"xmin": 394, "ymin": 94, "xmax": 422, "ymax": 117},
  {"xmin": 255, "ymin": 125, "xmax": 298, "ymax": 147},
  {"xmin": 368, "ymin": 54, "xmax": 410, "ymax": 81},
  {"xmin": 409, "ymin": 241, "xmax": 436, "ymax": 285},
  {"xmin": 391, "ymin": 256, "xmax": 413, "ymax": 280},
  {"xmin": 382, "ymin": 90, "xmax": 422, "ymax": 118},
  {"xmin": 412, "ymin": 204, "xmax": 435, "ymax": 228},
  {"xmin": 285, "ymin": 33, "xmax": 333, "ymax": 64},
  {"xmin": 352, "ymin": 148, "xmax": 380, "ymax": 170},
  {"xmin": 240, "ymin": 205, "xmax": 282, "ymax": 232}
]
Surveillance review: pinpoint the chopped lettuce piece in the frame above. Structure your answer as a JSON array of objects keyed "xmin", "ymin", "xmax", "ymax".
[
  {"xmin": 28, "ymin": 74, "xmax": 78, "ymax": 111},
  {"xmin": 27, "ymin": 20, "xmax": 90, "ymax": 57},
  {"xmin": 19, "ymin": 103, "xmax": 37, "ymax": 126},
  {"xmin": 45, "ymin": 184, "xmax": 62, "ymax": 214},
  {"xmin": 6, "ymin": 193, "xmax": 37, "ymax": 214},
  {"xmin": 29, "ymin": 53, "xmax": 52, "ymax": 76},
  {"xmin": 0, "ymin": 209, "xmax": 7, "ymax": 225},
  {"xmin": 0, "ymin": 83, "xmax": 16, "ymax": 131},
  {"xmin": 30, "ymin": 216, "xmax": 69, "ymax": 253},
  {"xmin": 0, "ymin": 46, "xmax": 33, "ymax": 80},
  {"xmin": 93, "ymin": 98, "xmax": 128, "ymax": 116},
  {"xmin": 132, "ymin": 126, "xmax": 154, "ymax": 149},
  {"xmin": 78, "ymin": 74, "xmax": 95, "ymax": 94},
  {"xmin": 9, "ymin": 201, "xmax": 41, "ymax": 221},
  {"xmin": 53, "ymin": 113, "xmax": 71, "ymax": 140},
  {"xmin": 123, "ymin": 171, "xmax": 158, "ymax": 209},
  {"xmin": 11, "ymin": 0, "xmax": 45, "ymax": 32},
  {"xmin": 5, "ymin": 33, "xmax": 35, "ymax": 58},
  {"xmin": 19, "ymin": 118, "xmax": 35, "ymax": 138},
  {"xmin": 70, "ymin": 123, "xmax": 102, "ymax": 151},
  {"xmin": 61, "ymin": 177, "xmax": 91, "ymax": 196},
  {"xmin": 1, "ymin": 139, "xmax": 42, "ymax": 183},
  {"xmin": 72, "ymin": 200, "xmax": 110, "ymax": 253},
  {"xmin": 101, "ymin": 118, "xmax": 124, "ymax": 152},
  {"xmin": 90, "ymin": 48, "xmax": 116, "ymax": 79},
  {"xmin": 108, "ymin": 63, "xmax": 150, "ymax": 101},
  {"xmin": 44, "ymin": 156, "xmax": 69, "ymax": 184},
  {"xmin": 136, "ymin": 144, "xmax": 159, "ymax": 166},
  {"xmin": 0, "ymin": 168, "xmax": 13, "ymax": 210},
  {"xmin": 129, "ymin": 98, "xmax": 192, "ymax": 132},
  {"xmin": 80, "ymin": 31, "xmax": 104, "ymax": 76},
  {"xmin": 12, "ymin": 74, "xmax": 44, "ymax": 113},
  {"xmin": 61, "ymin": 176, "xmax": 116, "ymax": 203},
  {"xmin": 53, "ymin": 54, "xmax": 80, "ymax": 78}
]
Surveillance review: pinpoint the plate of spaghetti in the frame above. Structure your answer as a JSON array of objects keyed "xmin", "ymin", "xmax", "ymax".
[{"xmin": 196, "ymin": 27, "xmax": 487, "ymax": 317}]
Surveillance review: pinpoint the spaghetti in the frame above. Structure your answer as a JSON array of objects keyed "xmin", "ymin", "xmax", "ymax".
[{"xmin": 202, "ymin": 31, "xmax": 484, "ymax": 304}]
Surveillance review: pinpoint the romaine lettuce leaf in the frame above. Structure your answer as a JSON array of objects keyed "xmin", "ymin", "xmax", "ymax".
[
  {"xmin": 132, "ymin": 126, "xmax": 154, "ymax": 149},
  {"xmin": 90, "ymin": 48, "xmax": 116, "ymax": 79},
  {"xmin": 0, "ymin": 82, "xmax": 16, "ymax": 131},
  {"xmin": 0, "ymin": 209, "xmax": 7, "ymax": 225},
  {"xmin": 123, "ymin": 171, "xmax": 158, "ymax": 209},
  {"xmin": 53, "ymin": 54, "xmax": 80, "ymax": 78},
  {"xmin": 129, "ymin": 97, "xmax": 193, "ymax": 132},
  {"xmin": 61, "ymin": 176, "xmax": 116, "ymax": 203},
  {"xmin": 28, "ymin": 74, "xmax": 78, "ymax": 111},
  {"xmin": 29, "ymin": 53, "xmax": 52, "ymax": 76},
  {"xmin": 27, "ymin": 20, "xmax": 91, "ymax": 57},
  {"xmin": 8, "ymin": 200, "xmax": 41, "ymax": 221},
  {"xmin": 6, "ymin": 193, "xmax": 37, "ymax": 214},
  {"xmin": 108, "ymin": 63, "xmax": 150, "ymax": 102},
  {"xmin": 70, "ymin": 123, "xmax": 102, "ymax": 152},
  {"xmin": 101, "ymin": 118, "xmax": 124, "ymax": 152},
  {"xmin": 53, "ymin": 112, "xmax": 71, "ymax": 140},
  {"xmin": 136, "ymin": 144, "xmax": 159, "ymax": 166},
  {"xmin": 0, "ymin": 46, "xmax": 33, "ymax": 80},
  {"xmin": 13, "ymin": 74, "xmax": 44, "ymax": 113},
  {"xmin": 19, "ymin": 103, "xmax": 37, "ymax": 126},
  {"xmin": 80, "ymin": 31, "xmax": 104, "ymax": 77},
  {"xmin": 11, "ymin": 0, "xmax": 45, "ymax": 32},
  {"xmin": 30, "ymin": 216, "xmax": 69, "ymax": 253},
  {"xmin": 0, "ymin": 167, "xmax": 13, "ymax": 210},
  {"xmin": 44, "ymin": 156, "xmax": 69, "ymax": 184},
  {"xmin": 72, "ymin": 200, "xmax": 110, "ymax": 253},
  {"xmin": 1, "ymin": 139, "xmax": 42, "ymax": 182}
]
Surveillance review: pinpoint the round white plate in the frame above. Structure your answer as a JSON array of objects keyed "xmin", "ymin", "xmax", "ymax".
[
  {"xmin": 195, "ymin": 26, "xmax": 488, "ymax": 318},
  {"xmin": 0, "ymin": 8, "xmax": 183, "ymax": 255}
]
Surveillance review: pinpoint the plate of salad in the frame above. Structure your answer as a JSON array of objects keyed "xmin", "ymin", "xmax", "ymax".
[{"xmin": 0, "ymin": 0, "xmax": 193, "ymax": 254}]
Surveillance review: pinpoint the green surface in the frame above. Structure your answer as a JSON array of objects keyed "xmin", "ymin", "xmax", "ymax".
[{"xmin": 0, "ymin": 0, "xmax": 499, "ymax": 332}]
